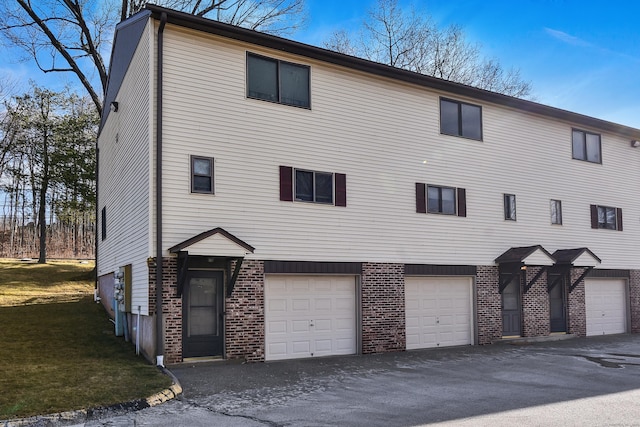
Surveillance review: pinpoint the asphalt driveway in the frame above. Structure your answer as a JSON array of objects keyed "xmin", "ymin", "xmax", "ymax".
[{"xmin": 81, "ymin": 334, "xmax": 640, "ymax": 426}]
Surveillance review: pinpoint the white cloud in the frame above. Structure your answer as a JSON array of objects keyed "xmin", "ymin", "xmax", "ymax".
[{"xmin": 544, "ymin": 28, "xmax": 592, "ymax": 47}]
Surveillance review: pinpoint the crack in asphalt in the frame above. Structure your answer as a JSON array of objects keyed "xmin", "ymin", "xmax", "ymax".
[{"xmin": 184, "ymin": 398, "xmax": 283, "ymax": 427}]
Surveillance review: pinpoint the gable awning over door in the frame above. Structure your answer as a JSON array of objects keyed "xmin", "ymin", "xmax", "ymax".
[
  {"xmin": 168, "ymin": 227, "xmax": 255, "ymax": 297},
  {"xmin": 495, "ymin": 245, "xmax": 555, "ymax": 294},
  {"xmin": 550, "ymin": 248, "xmax": 601, "ymax": 292},
  {"xmin": 168, "ymin": 227, "xmax": 255, "ymax": 257}
]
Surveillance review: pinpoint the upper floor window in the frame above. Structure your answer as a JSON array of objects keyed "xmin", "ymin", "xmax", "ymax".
[
  {"xmin": 279, "ymin": 166, "xmax": 346, "ymax": 206},
  {"xmin": 550, "ymin": 199, "xmax": 562, "ymax": 225},
  {"xmin": 440, "ymin": 98, "xmax": 482, "ymax": 140},
  {"xmin": 247, "ymin": 53, "xmax": 310, "ymax": 108},
  {"xmin": 504, "ymin": 194, "xmax": 516, "ymax": 221},
  {"xmin": 572, "ymin": 129, "xmax": 601, "ymax": 163},
  {"xmin": 590, "ymin": 204, "xmax": 622, "ymax": 231},
  {"xmin": 191, "ymin": 156, "xmax": 214, "ymax": 194},
  {"xmin": 416, "ymin": 183, "xmax": 466, "ymax": 217}
]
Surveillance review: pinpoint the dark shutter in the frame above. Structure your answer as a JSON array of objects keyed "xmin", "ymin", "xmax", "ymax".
[
  {"xmin": 335, "ymin": 173, "xmax": 347, "ymax": 207},
  {"xmin": 279, "ymin": 166, "xmax": 293, "ymax": 201},
  {"xmin": 590, "ymin": 204, "xmax": 598, "ymax": 229},
  {"xmin": 416, "ymin": 183, "xmax": 426, "ymax": 213},
  {"xmin": 616, "ymin": 208, "xmax": 623, "ymax": 231},
  {"xmin": 457, "ymin": 188, "xmax": 466, "ymax": 217}
]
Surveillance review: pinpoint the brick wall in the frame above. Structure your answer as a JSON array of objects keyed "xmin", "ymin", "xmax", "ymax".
[
  {"xmin": 148, "ymin": 257, "xmax": 182, "ymax": 364},
  {"xmin": 522, "ymin": 267, "xmax": 550, "ymax": 337},
  {"xmin": 361, "ymin": 263, "xmax": 405, "ymax": 353},
  {"xmin": 630, "ymin": 270, "xmax": 640, "ymax": 333},
  {"xmin": 225, "ymin": 260, "xmax": 265, "ymax": 362},
  {"xmin": 476, "ymin": 266, "xmax": 502, "ymax": 344},
  {"xmin": 567, "ymin": 268, "xmax": 586, "ymax": 336}
]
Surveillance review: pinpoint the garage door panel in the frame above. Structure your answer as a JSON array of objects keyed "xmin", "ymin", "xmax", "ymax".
[
  {"xmin": 291, "ymin": 320, "xmax": 310, "ymax": 333},
  {"xmin": 406, "ymin": 277, "xmax": 473, "ymax": 350},
  {"xmin": 406, "ymin": 316, "xmax": 420, "ymax": 328},
  {"xmin": 336, "ymin": 297, "xmax": 354, "ymax": 310},
  {"xmin": 268, "ymin": 298, "xmax": 287, "ymax": 312},
  {"xmin": 423, "ymin": 298, "xmax": 437, "ymax": 310},
  {"xmin": 265, "ymin": 275, "xmax": 357, "ymax": 361},
  {"xmin": 268, "ymin": 342, "xmax": 287, "ymax": 357},
  {"xmin": 292, "ymin": 340, "xmax": 311, "ymax": 354},
  {"xmin": 292, "ymin": 299, "xmax": 310, "ymax": 311},
  {"xmin": 585, "ymin": 279, "xmax": 627, "ymax": 336},
  {"xmin": 291, "ymin": 280, "xmax": 310, "ymax": 291},
  {"xmin": 267, "ymin": 320, "xmax": 287, "ymax": 334},
  {"xmin": 314, "ymin": 319, "xmax": 332, "ymax": 331}
]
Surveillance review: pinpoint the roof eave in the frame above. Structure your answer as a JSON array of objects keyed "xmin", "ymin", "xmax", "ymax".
[{"xmin": 144, "ymin": 4, "xmax": 640, "ymax": 139}]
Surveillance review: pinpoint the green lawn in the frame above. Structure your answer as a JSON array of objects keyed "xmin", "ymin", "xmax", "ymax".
[{"xmin": 0, "ymin": 259, "xmax": 172, "ymax": 420}]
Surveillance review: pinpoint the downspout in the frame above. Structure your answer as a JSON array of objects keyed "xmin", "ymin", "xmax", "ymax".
[
  {"xmin": 155, "ymin": 11, "xmax": 167, "ymax": 367},
  {"xmin": 94, "ymin": 144, "xmax": 99, "ymax": 302}
]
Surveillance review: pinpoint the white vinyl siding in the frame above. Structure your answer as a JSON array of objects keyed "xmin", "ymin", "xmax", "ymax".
[
  {"xmin": 157, "ymin": 25, "xmax": 640, "ymax": 270},
  {"xmin": 405, "ymin": 277, "xmax": 473, "ymax": 349},
  {"xmin": 585, "ymin": 279, "xmax": 628, "ymax": 336},
  {"xmin": 97, "ymin": 22, "xmax": 153, "ymax": 315},
  {"xmin": 264, "ymin": 275, "xmax": 357, "ymax": 361}
]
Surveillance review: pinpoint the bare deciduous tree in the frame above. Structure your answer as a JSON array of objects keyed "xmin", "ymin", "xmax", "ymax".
[
  {"xmin": 324, "ymin": 0, "xmax": 532, "ymax": 98},
  {"xmin": 0, "ymin": 0, "xmax": 307, "ymax": 116}
]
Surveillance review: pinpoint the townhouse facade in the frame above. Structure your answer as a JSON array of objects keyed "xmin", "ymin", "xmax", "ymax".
[{"xmin": 97, "ymin": 5, "xmax": 640, "ymax": 365}]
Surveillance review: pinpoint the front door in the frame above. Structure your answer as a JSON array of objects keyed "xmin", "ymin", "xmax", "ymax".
[
  {"xmin": 549, "ymin": 275, "xmax": 567, "ymax": 333},
  {"xmin": 502, "ymin": 276, "xmax": 521, "ymax": 337},
  {"xmin": 183, "ymin": 270, "xmax": 224, "ymax": 358}
]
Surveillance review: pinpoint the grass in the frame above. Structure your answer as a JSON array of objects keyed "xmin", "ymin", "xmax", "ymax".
[{"xmin": 0, "ymin": 259, "xmax": 172, "ymax": 420}]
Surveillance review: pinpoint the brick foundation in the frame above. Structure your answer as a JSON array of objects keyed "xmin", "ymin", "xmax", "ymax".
[
  {"xmin": 225, "ymin": 260, "xmax": 265, "ymax": 362},
  {"xmin": 141, "ymin": 258, "xmax": 637, "ymax": 364},
  {"xmin": 361, "ymin": 263, "xmax": 406, "ymax": 353},
  {"xmin": 148, "ymin": 257, "xmax": 182, "ymax": 364},
  {"xmin": 522, "ymin": 267, "xmax": 550, "ymax": 337},
  {"xmin": 567, "ymin": 268, "xmax": 586, "ymax": 337},
  {"xmin": 476, "ymin": 266, "xmax": 501, "ymax": 344},
  {"xmin": 630, "ymin": 270, "xmax": 640, "ymax": 333}
]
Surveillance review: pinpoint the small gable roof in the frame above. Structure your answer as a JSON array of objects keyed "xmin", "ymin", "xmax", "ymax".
[
  {"xmin": 495, "ymin": 245, "xmax": 555, "ymax": 266},
  {"xmin": 552, "ymin": 248, "xmax": 601, "ymax": 267},
  {"xmin": 168, "ymin": 227, "xmax": 255, "ymax": 257}
]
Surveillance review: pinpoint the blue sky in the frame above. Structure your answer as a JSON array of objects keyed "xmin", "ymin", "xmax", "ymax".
[
  {"xmin": 1, "ymin": 0, "xmax": 638, "ymax": 129},
  {"xmin": 298, "ymin": 0, "xmax": 640, "ymax": 129}
]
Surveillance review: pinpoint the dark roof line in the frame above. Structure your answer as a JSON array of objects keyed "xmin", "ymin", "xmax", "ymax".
[
  {"xmin": 168, "ymin": 227, "xmax": 255, "ymax": 254},
  {"xmin": 143, "ymin": 4, "xmax": 640, "ymax": 139}
]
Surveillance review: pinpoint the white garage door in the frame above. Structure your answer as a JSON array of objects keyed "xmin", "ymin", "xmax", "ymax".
[
  {"xmin": 265, "ymin": 275, "xmax": 357, "ymax": 361},
  {"xmin": 405, "ymin": 277, "xmax": 473, "ymax": 349},
  {"xmin": 585, "ymin": 278, "xmax": 627, "ymax": 336}
]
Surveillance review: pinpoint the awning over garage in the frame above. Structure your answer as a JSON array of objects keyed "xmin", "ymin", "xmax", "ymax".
[{"xmin": 168, "ymin": 227, "xmax": 255, "ymax": 297}]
